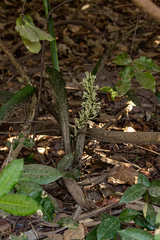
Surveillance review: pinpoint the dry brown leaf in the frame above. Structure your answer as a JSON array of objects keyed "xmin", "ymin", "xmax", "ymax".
[
  {"xmin": 108, "ymin": 165, "xmax": 138, "ymax": 186},
  {"xmin": 63, "ymin": 223, "xmax": 85, "ymax": 240}
]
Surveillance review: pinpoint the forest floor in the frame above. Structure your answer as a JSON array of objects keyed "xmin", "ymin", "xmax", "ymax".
[{"xmin": 1, "ymin": 0, "xmax": 160, "ymax": 239}]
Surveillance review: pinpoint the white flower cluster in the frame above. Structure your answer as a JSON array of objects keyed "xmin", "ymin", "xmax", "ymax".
[{"xmin": 74, "ymin": 72, "xmax": 101, "ymax": 136}]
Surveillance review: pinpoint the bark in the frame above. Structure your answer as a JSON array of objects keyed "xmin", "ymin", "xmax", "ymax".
[
  {"xmin": 132, "ymin": 0, "xmax": 160, "ymax": 21},
  {"xmin": 87, "ymin": 128, "xmax": 160, "ymax": 144}
]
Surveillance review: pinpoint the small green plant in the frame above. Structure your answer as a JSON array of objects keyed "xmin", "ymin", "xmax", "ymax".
[
  {"xmin": 86, "ymin": 172, "xmax": 160, "ymax": 240},
  {"xmin": 101, "ymin": 53, "xmax": 160, "ymax": 106}
]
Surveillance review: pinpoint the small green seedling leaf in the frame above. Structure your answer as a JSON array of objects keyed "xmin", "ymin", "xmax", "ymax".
[
  {"xmin": 23, "ymin": 138, "xmax": 35, "ymax": 148},
  {"xmin": 113, "ymin": 53, "xmax": 132, "ymax": 65},
  {"xmin": 118, "ymin": 228, "xmax": 154, "ymax": 240},
  {"xmin": 0, "ymin": 159, "xmax": 23, "ymax": 197},
  {"xmin": 21, "ymin": 164, "xmax": 63, "ymax": 185},
  {"xmin": 0, "ymin": 194, "xmax": 38, "ymax": 216},
  {"xmin": 97, "ymin": 214, "xmax": 121, "ymax": 240},
  {"xmin": 119, "ymin": 208, "xmax": 142, "ymax": 223},
  {"xmin": 57, "ymin": 217, "xmax": 78, "ymax": 230},
  {"xmin": 116, "ymin": 75, "xmax": 131, "ymax": 95},
  {"xmin": 134, "ymin": 56, "xmax": 160, "ymax": 72},
  {"xmin": 148, "ymin": 180, "xmax": 160, "ymax": 198},
  {"xmin": 57, "ymin": 153, "xmax": 74, "ymax": 172},
  {"xmin": 119, "ymin": 65, "xmax": 135, "ymax": 79},
  {"xmin": 119, "ymin": 184, "xmax": 146, "ymax": 203},
  {"xmin": 100, "ymin": 86, "xmax": 118, "ymax": 101},
  {"xmin": 138, "ymin": 172, "xmax": 150, "ymax": 188},
  {"xmin": 143, "ymin": 203, "xmax": 156, "ymax": 227}
]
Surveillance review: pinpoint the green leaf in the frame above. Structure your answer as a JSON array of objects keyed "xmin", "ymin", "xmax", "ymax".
[
  {"xmin": 15, "ymin": 180, "xmax": 54, "ymax": 222},
  {"xmin": 100, "ymin": 86, "xmax": 114, "ymax": 92},
  {"xmin": 119, "ymin": 184, "xmax": 146, "ymax": 203},
  {"xmin": 134, "ymin": 214, "xmax": 156, "ymax": 230},
  {"xmin": 21, "ymin": 164, "xmax": 63, "ymax": 185},
  {"xmin": 10, "ymin": 234, "xmax": 29, "ymax": 240},
  {"xmin": 63, "ymin": 169, "xmax": 81, "ymax": 179},
  {"xmin": 119, "ymin": 65, "xmax": 135, "ymax": 79},
  {"xmin": 126, "ymin": 90, "xmax": 141, "ymax": 106},
  {"xmin": 113, "ymin": 53, "xmax": 132, "ymax": 65},
  {"xmin": 156, "ymin": 208, "xmax": 160, "ymax": 224},
  {"xmin": 57, "ymin": 217, "xmax": 78, "ymax": 230},
  {"xmin": 143, "ymin": 203, "xmax": 156, "ymax": 227},
  {"xmin": 23, "ymin": 138, "xmax": 35, "ymax": 148},
  {"xmin": 0, "ymin": 159, "xmax": 23, "ymax": 197},
  {"xmin": 57, "ymin": 153, "xmax": 74, "ymax": 172},
  {"xmin": 86, "ymin": 224, "xmax": 99, "ymax": 240},
  {"xmin": 16, "ymin": 15, "xmax": 54, "ymax": 41},
  {"xmin": 97, "ymin": 214, "xmax": 121, "ymax": 240},
  {"xmin": 138, "ymin": 173, "xmax": 150, "ymax": 188},
  {"xmin": 116, "ymin": 75, "xmax": 131, "ymax": 95},
  {"xmin": 100, "ymin": 86, "xmax": 118, "ymax": 101},
  {"xmin": 134, "ymin": 56, "xmax": 160, "ymax": 72},
  {"xmin": 148, "ymin": 180, "xmax": 160, "ymax": 198},
  {"xmin": 21, "ymin": 36, "xmax": 41, "ymax": 53},
  {"xmin": 118, "ymin": 228, "xmax": 154, "ymax": 240},
  {"xmin": 155, "ymin": 91, "xmax": 160, "ymax": 103},
  {"xmin": 0, "ymin": 194, "xmax": 38, "ymax": 216},
  {"xmin": 119, "ymin": 208, "xmax": 142, "ymax": 222},
  {"xmin": 132, "ymin": 65, "xmax": 156, "ymax": 92},
  {"xmin": 154, "ymin": 232, "xmax": 160, "ymax": 240}
]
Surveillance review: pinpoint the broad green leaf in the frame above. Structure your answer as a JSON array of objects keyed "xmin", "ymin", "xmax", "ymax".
[
  {"xmin": 154, "ymin": 232, "xmax": 160, "ymax": 240},
  {"xmin": 15, "ymin": 181, "xmax": 54, "ymax": 222},
  {"xmin": 126, "ymin": 90, "xmax": 141, "ymax": 106},
  {"xmin": 116, "ymin": 75, "xmax": 131, "ymax": 95},
  {"xmin": 155, "ymin": 91, "xmax": 160, "ymax": 103},
  {"xmin": 21, "ymin": 164, "xmax": 63, "ymax": 185},
  {"xmin": 97, "ymin": 214, "xmax": 120, "ymax": 240},
  {"xmin": 119, "ymin": 208, "xmax": 142, "ymax": 222},
  {"xmin": 119, "ymin": 65, "xmax": 135, "ymax": 79},
  {"xmin": 57, "ymin": 217, "xmax": 78, "ymax": 230},
  {"xmin": 119, "ymin": 184, "xmax": 146, "ymax": 203},
  {"xmin": 21, "ymin": 36, "xmax": 41, "ymax": 53},
  {"xmin": 16, "ymin": 15, "xmax": 54, "ymax": 41},
  {"xmin": 10, "ymin": 234, "xmax": 29, "ymax": 240},
  {"xmin": 134, "ymin": 215, "xmax": 156, "ymax": 230},
  {"xmin": 23, "ymin": 138, "xmax": 35, "ymax": 148},
  {"xmin": 156, "ymin": 208, "xmax": 160, "ymax": 224},
  {"xmin": 113, "ymin": 53, "xmax": 132, "ymax": 65},
  {"xmin": 134, "ymin": 57, "xmax": 160, "ymax": 72},
  {"xmin": 132, "ymin": 65, "xmax": 156, "ymax": 92},
  {"xmin": 0, "ymin": 159, "xmax": 23, "ymax": 197},
  {"xmin": 138, "ymin": 173, "xmax": 150, "ymax": 188},
  {"xmin": 0, "ymin": 194, "xmax": 38, "ymax": 216},
  {"xmin": 63, "ymin": 169, "xmax": 81, "ymax": 179},
  {"xmin": 57, "ymin": 153, "xmax": 74, "ymax": 172},
  {"xmin": 118, "ymin": 228, "xmax": 154, "ymax": 240},
  {"xmin": 148, "ymin": 180, "xmax": 160, "ymax": 198},
  {"xmin": 86, "ymin": 224, "xmax": 99, "ymax": 240},
  {"xmin": 143, "ymin": 203, "xmax": 156, "ymax": 227},
  {"xmin": 39, "ymin": 192, "xmax": 54, "ymax": 222}
]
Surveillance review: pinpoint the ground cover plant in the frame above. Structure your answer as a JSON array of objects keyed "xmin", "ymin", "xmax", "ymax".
[{"xmin": 1, "ymin": 0, "xmax": 160, "ymax": 239}]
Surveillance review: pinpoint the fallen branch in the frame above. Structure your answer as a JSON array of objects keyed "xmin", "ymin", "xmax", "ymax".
[{"xmin": 132, "ymin": 0, "xmax": 160, "ymax": 21}]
